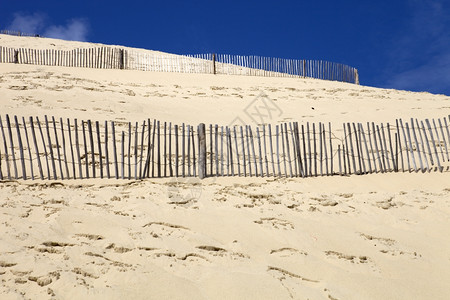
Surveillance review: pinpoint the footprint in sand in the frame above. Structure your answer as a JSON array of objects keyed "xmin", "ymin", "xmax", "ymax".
[
  {"xmin": 268, "ymin": 266, "xmax": 325, "ymax": 299},
  {"xmin": 74, "ymin": 233, "xmax": 104, "ymax": 240},
  {"xmin": 196, "ymin": 245, "xmax": 249, "ymax": 260},
  {"xmin": 360, "ymin": 233, "xmax": 421, "ymax": 259},
  {"xmin": 324, "ymin": 250, "xmax": 379, "ymax": 272},
  {"xmin": 270, "ymin": 248, "xmax": 308, "ymax": 257},
  {"xmin": 142, "ymin": 222, "xmax": 190, "ymax": 238},
  {"xmin": 374, "ymin": 197, "xmax": 396, "ymax": 209},
  {"xmin": 254, "ymin": 217, "xmax": 294, "ymax": 230}
]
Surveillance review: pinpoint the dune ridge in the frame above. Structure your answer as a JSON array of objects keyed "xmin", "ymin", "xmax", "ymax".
[{"xmin": 1, "ymin": 35, "xmax": 450, "ymax": 299}]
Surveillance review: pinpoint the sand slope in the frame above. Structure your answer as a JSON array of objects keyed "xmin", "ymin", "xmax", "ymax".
[
  {"xmin": 1, "ymin": 174, "xmax": 450, "ymax": 299},
  {"xmin": 1, "ymin": 35, "xmax": 450, "ymax": 299}
]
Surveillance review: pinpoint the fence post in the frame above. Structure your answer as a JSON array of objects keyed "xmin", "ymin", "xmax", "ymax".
[
  {"xmin": 14, "ymin": 50, "xmax": 19, "ymax": 64},
  {"xmin": 120, "ymin": 49, "xmax": 125, "ymax": 69},
  {"xmin": 355, "ymin": 69, "xmax": 359, "ymax": 85},
  {"xmin": 198, "ymin": 123, "xmax": 206, "ymax": 179},
  {"xmin": 212, "ymin": 53, "xmax": 216, "ymax": 75}
]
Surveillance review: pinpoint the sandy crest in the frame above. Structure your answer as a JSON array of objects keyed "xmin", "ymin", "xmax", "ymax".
[{"xmin": 1, "ymin": 35, "xmax": 450, "ymax": 299}]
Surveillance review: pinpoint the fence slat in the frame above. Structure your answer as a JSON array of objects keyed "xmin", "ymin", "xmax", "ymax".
[
  {"xmin": 112, "ymin": 121, "xmax": 118, "ymax": 179},
  {"xmin": 404, "ymin": 121, "xmax": 418, "ymax": 172},
  {"xmin": 372, "ymin": 122, "xmax": 383, "ymax": 173},
  {"xmin": 51, "ymin": 116, "xmax": 64, "ymax": 179},
  {"xmin": 96, "ymin": 121, "xmax": 103, "ymax": 179},
  {"xmin": 105, "ymin": 120, "xmax": 110, "ymax": 179},
  {"xmin": 415, "ymin": 119, "xmax": 429, "ymax": 171},
  {"xmin": 240, "ymin": 126, "xmax": 246, "ymax": 177},
  {"xmin": 30, "ymin": 117, "xmax": 43, "ymax": 179},
  {"xmin": 234, "ymin": 126, "xmax": 240, "ymax": 176},
  {"xmin": 6, "ymin": 115, "xmax": 18, "ymax": 179},
  {"xmin": 175, "ymin": 124, "xmax": 179, "ymax": 177},
  {"xmin": 249, "ymin": 126, "xmax": 258, "ymax": 177},
  {"xmin": 45, "ymin": 116, "xmax": 57, "ymax": 179},
  {"xmin": 420, "ymin": 120, "xmax": 434, "ymax": 168},
  {"xmin": 82, "ymin": 120, "xmax": 89, "ymax": 179},
  {"xmin": 387, "ymin": 123, "xmax": 396, "ymax": 172},
  {"xmin": 410, "ymin": 120, "xmax": 424, "ymax": 172},
  {"xmin": 432, "ymin": 119, "xmax": 445, "ymax": 162},
  {"xmin": 67, "ymin": 119, "xmax": 76, "ymax": 179},
  {"xmin": 380, "ymin": 124, "xmax": 390, "ymax": 172},
  {"xmin": 276, "ymin": 125, "xmax": 281, "ymax": 177},
  {"xmin": 13, "ymin": 116, "xmax": 26, "ymax": 179},
  {"xmin": 425, "ymin": 119, "xmax": 442, "ymax": 171},
  {"xmin": 191, "ymin": 125, "xmax": 196, "ymax": 177},
  {"xmin": 257, "ymin": 127, "xmax": 263, "ymax": 177},
  {"xmin": 121, "ymin": 131, "xmax": 125, "ymax": 179},
  {"xmin": 438, "ymin": 118, "xmax": 449, "ymax": 161}
]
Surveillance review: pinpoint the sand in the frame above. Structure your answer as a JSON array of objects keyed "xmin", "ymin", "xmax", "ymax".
[{"xmin": 1, "ymin": 34, "xmax": 450, "ymax": 299}]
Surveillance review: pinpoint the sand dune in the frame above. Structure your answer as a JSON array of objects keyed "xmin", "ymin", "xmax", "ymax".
[{"xmin": 1, "ymin": 34, "xmax": 450, "ymax": 299}]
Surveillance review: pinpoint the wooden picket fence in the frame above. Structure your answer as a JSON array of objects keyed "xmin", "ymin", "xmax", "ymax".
[
  {"xmin": 0, "ymin": 29, "xmax": 39, "ymax": 37},
  {"xmin": 0, "ymin": 45, "xmax": 359, "ymax": 84},
  {"xmin": 0, "ymin": 114, "xmax": 449, "ymax": 180}
]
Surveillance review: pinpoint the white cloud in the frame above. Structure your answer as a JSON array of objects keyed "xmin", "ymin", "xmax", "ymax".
[
  {"xmin": 388, "ymin": 53, "xmax": 450, "ymax": 95},
  {"xmin": 6, "ymin": 12, "xmax": 89, "ymax": 42},
  {"xmin": 7, "ymin": 12, "xmax": 45, "ymax": 34},
  {"xmin": 44, "ymin": 19, "xmax": 89, "ymax": 42},
  {"xmin": 383, "ymin": 0, "xmax": 450, "ymax": 95}
]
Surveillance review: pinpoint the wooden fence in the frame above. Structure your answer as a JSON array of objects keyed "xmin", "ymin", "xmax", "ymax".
[
  {"xmin": 0, "ymin": 30, "xmax": 39, "ymax": 37},
  {"xmin": 0, "ymin": 114, "xmax": 449, "ymax": 181},
  {"xmin": 0, "ymin": 45, "xmax": 359, "ymax": 84}
]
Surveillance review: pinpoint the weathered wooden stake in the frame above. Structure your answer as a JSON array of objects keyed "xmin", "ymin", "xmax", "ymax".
[
  {"xmin": 438, "ymin": 118, "xmax": 449, "ymax": 161},
  {"xmin": 404, "ymin": 122, "xmax": 418, "ymax": 172},
  {"xmin": 169, "ymin": 122, "xmax": 173, "ymax": 177},
  {"xmin": 0, "ymin": 116, "xmax": 12, "ymax": 179},
  {"xmin": 432, "ymin": 119, "xmax": 445, "ymax": 162},
  {"xmin": 415, "ymin": 119, "xmax": 429, "ymax": 171},
  {"xmin": 82, "ymin": 120, "xmax": 89, "ymax": 179},
  {"xmin": 257, "ymin": 127, "xmax": 263, "ymax": 177},
  {"xmin": 269, "ymin": 124, "xmax": 275, "ymax": 176},
  {"xmin": 250, "ymin": 126, "xmax": 258, "ymax": 177},
  {"xmin": 21, "ymin": 117, "xmax": 33, "ymax": 179},
  {"xmin": 105, "ymin": 120, "xmax": 110, "ymax": 179},
  {"xmin": 371, "ymin": 122, "xmax": 383, "ymax": 173},
  {"xmin": 12, "ymin": 116, "xmax": 25, "ymax": 179},
  {"xmin": 234, "ymin": 126, "xmax": 240, "ymax": 176},
  {"xmin": 198, "ymin": 123, "xmax": 206, "ymax": 179},
  {"xmin": 191, "ymin": 125, "xmax": 196, "ymax": 177},
  {"xmin": 410, "ymin": 119, "xmax": 424, "ymax": 172},
  {"xmin": 276, "ymin": 125, "xmax": 281, "ymax": 177},
  {"xmin": 343, "ymin": 123, "xmax": 351, "ymax": 175},
  {"xmin": 420, "ymin": 120, "xmax": 434, "ymax": 168},
  {"xmin": 157, "ymin": 121, "xmax": 161, "ymax": 177},
  {"xmin": 6, "ymin": 115, "xmax": 18, "ymax": 179},
  {"xmin": 347, "ymin": 123, "xmax": 357, "ymax": 174},
  {"xmin": 96, "ymin": 121, "xmax": 103, "ymax": 178},
  {"xmin": 175, "ymin": 124, "xmax": 179, "ymax": 177},
  {"xmin": 380, "ymin": 124, "xmax": 390, "ymax": 171},
  {"xmin": 30, "ymin": 117, "xmax": 44, "ymax": 179},
  {"xmin": 121, "ymin": 131, "xmax": 125, "ymax": 179},
  {"xmin": 111, "ymin": 121, "xmax": 118, "ymax": 179},
  {"xmin": 134, "ymin": 122, "xmax": 138, "ymax": 179},
  {"xmin": 425, "ymin": 119, "xmax": 442, "ymax": 172},
  {"xmin": 241, "ymin": 126, "xmax": 246, "ymax": 177},
  {"xmin": 51, "ymin": 117, "xmax": 64, "ymax": 179},
  {"xmin": 398, "ymin": 119, "xmax": 411, "ymax": 172}
]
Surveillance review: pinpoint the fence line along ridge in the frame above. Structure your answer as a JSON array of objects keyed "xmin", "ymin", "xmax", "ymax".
[
  {"xmin": 0, "ymin": 114, "xmax": 449, "ymax": 181},
  {"xmin": 0, "ymin": 45, "xmax": 359, "ymax": 84}
]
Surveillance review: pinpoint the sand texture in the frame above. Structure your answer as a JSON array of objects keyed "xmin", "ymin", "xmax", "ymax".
[{"xmin": 1, "ymin": 34, "xmax": 450, "ymax": 299}]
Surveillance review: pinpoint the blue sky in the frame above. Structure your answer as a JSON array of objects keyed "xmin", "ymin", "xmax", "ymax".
[{"xmin": 1, "ymin": 0, "xmax": 449, "ymax": 95}]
